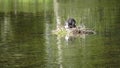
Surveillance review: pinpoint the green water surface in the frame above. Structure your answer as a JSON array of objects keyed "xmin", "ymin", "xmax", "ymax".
[{"xmin": 0, "ymin": 0, "xmax": 120, "ymax": 68}]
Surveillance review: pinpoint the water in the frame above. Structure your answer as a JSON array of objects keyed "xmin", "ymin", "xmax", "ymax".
[{"xmin": 0, "ymin": 0, "xmax": 120, "ymax": 68}]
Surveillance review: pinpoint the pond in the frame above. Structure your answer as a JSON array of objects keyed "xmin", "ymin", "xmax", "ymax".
[{"xmin": 0, "ymin": 0, "xmax": 120, "ymax": 68}]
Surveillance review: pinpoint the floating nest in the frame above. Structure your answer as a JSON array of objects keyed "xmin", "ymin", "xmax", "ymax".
[{"xmin": 52, "ymin": 26, "xmax": 96, "ymax": 38}]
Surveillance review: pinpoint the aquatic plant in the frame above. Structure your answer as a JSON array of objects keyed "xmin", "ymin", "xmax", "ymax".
[{"xmin": 52, "ymin": 28, "xmax": 67, "ymax": 37}]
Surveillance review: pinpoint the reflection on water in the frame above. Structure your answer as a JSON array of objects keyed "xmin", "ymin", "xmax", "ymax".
[
  {"xmin": 0, "ymin": 0, "xmax": 120, "ymax": 68},
  {"xmin": 1, "ymin": 16, "xmax": 13, "ymax": 42},
  {"xmin": 57, "ymin": 37, "xmax": 63, "ymax": 68},
  {"xmin": 0, "ymin": 14, "xmax": 46, "ymax": 68},
  {"xmin": 53, "ymin": 0, "xmax": 63, "ymax": 67}
]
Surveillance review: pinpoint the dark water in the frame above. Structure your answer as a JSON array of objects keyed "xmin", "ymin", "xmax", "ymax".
[{"xmin": 0, "ymin": 0, "xmax": 120, "ymax": 68}]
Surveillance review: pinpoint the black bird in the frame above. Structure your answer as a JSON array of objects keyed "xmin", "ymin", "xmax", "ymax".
[{"xmin": 65, "ymin": 18, "xmax": 76, "ymax": 28}]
